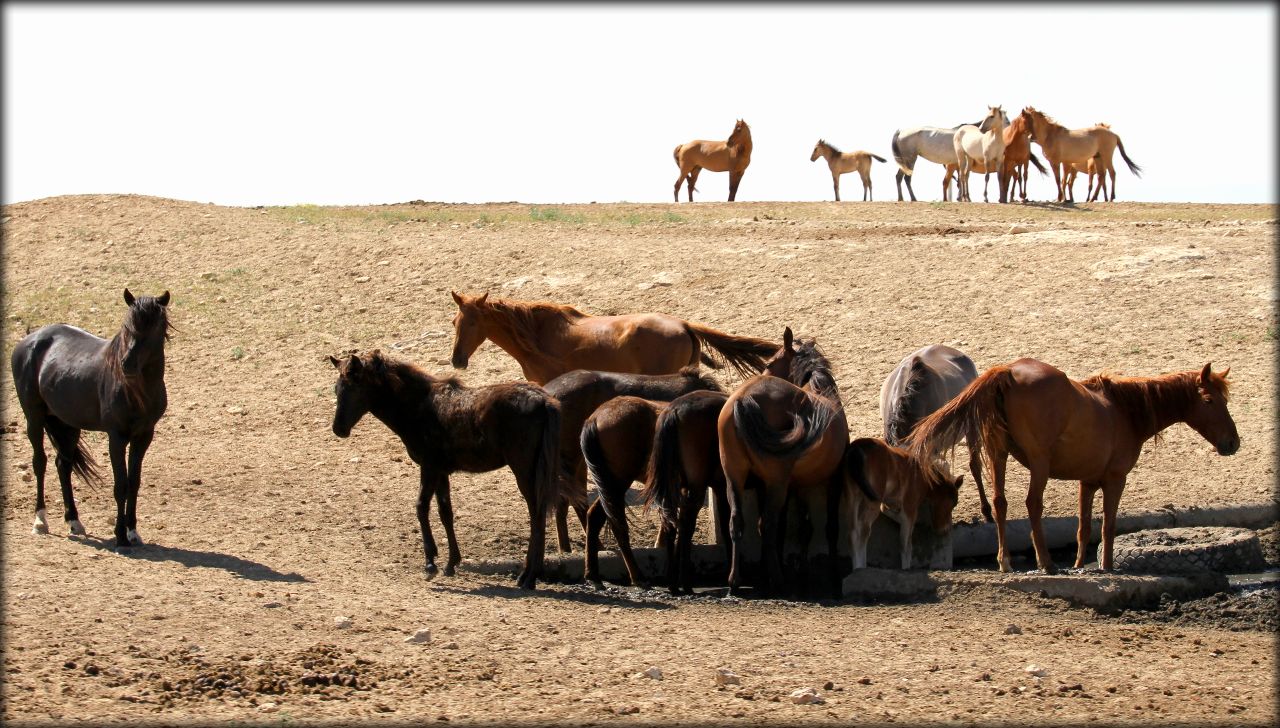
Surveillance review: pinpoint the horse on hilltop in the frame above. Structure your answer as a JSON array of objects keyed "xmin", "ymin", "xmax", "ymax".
[
  {"xmin": 810, "ymin": 139, "xmax": 887, "ymax": 201},
  {"xmin": 673, "ymin": 119, "xmax": 753, "ymax": 202},
  {"xmin": 1020, "ymin": 107, "xmax": 1141, "ymax": 202}
]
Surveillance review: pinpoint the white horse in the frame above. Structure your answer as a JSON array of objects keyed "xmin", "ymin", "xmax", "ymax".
[
  {"xmin": 890, "ymin": 112, "xmax": 997, "ymax": 202},
  {"xmin": 953, "ymin": 106, "xmax": 1008, "ymax": 203}
]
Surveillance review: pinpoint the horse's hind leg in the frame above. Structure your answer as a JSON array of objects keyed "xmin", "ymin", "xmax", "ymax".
[
  {"xmin": 435, "ymin": 476, "xmax": 462, "ymax": 575},
  {"xmin": 990, "ymin": 451, "xmax": 1012, "ymax": 572},
  {"xmin": 25, "ymin": 416, "xmax": 50, "ymax": 534},
  {"xmin": 861, "ymin": 171, "xmax": 872, "ymax": 202},
  {"xmin": 687, "ymin": 167, "xmax": 702, "ymax": 202},
  {"xmin": 123, "ymin": 429, "xmax": 153, "ymax": 546},
  {"xmin": 583, "ymin": 501, "xmax": 608, "ymax": 588},
  {"xmin": 45, "ymin": 417, "xmax": 86, "ymax": 536},
  {"xmin": 554, "ymin": 499, "xmax": 572, "ymax": 553},
  {"xmin": 415, "ymin": 468, "xmax": 443, "ymax": 578},
  {"xmin": 966, "ymin": 425, "xmax": 993, "ymax": 523},
  {"xmin": 1025, "ymin": 464, "xmax": 1057, "ymax": 575}
]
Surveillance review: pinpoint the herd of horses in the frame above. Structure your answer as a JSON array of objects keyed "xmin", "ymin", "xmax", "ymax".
[
  {"xmin": 676, "ymin": 106, "xmax": 1141, "ymax": 205},
  {"xmin": 13, "ymin": 287, "xmax": 1239, "ymax": 598}
]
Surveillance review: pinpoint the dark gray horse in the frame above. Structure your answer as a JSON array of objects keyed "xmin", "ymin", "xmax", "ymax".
[
  {"xmin": 880, "ymin": 344, "xmax": 992, "ymax": 522},
  {"xmin": 11, "ymin": 289, "xmax": 172, "ymax": 547}
]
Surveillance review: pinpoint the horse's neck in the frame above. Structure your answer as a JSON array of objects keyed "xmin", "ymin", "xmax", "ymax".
[
  {"xmin": 371, "ymin": 377, "xmax": 451, "ymax": 450},
  {"xmin": 482, "ymin": 307, "xmax": 569, "ymax": 382},
  {"xmin": 1107, "ymin": 374, "xmax": 1195, "ymax": 441}
]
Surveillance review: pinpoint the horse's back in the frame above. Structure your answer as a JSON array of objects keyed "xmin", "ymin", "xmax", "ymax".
[
  {"xmin": 881, "ymin": 345, "xmax": 977, "ymax": 438},
  {"xmin": 567, "ymin": 313, "xmax": 694, "ymax": 373},
  {"xmin": 11, "ymin": 324, "xmax": 108, "ymax": 420}
]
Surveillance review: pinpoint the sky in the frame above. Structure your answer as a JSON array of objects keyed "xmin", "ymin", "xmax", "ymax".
[{"xmin": 3, "ymin": 3, "xmax": 1276, "ymax": 207}]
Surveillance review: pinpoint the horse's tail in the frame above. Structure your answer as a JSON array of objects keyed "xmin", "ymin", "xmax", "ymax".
[
  {"xmin": 579, "ymin": 417, "xmax": 624, "ymax": 525},
  {"xmin": 903, "ymin": 365, "xmax": 1013, "ymax": 484},
  {"xmin": 672, "ymin": 144, "xmax": 682, "ymax": 168},
  {"xmin": 891, "ymin": 131, "xmax": 913, "ymax": 176},
  {"xmin": 638, "ymin": 401, "xmax": 685, "ymax": 531},
  {"xmin": 732, "ymin": 393, "xmax": 836, "ymax": 459},
  {"xmin": 43, "ymin": 418, "xmax": 103, "ymax": 488},
  {"xmin": 685, "ymin": 322, "xmax": 777, "ymax": 379},
  {"xmin": 842, "ymin": 438, "xmax": 881, "ymax": 502},
  {"xmin": 536, "ymin": 397, "xmax": 575, "ymax": 521},
  {"xmin": 1028, "ymin": 151, "xmax": 1048, "ymax": 176},
  {"xmin": 870, "ymin": 153, "xmax": 888, "ymax": 164},
  {"xmin": 1115, "ymin": 137, "xmax": 1142, "ymax": 177}
]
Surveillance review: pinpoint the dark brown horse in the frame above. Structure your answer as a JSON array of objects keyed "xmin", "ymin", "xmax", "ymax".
[
  {"xmin": 329, "ymin": 350, "xmax": 579, "ymax": 589},
  {"xmin": 639, "ymin": 389, "xmax": 732, "ymax": 595},
  {"xmin": 542, "ymin": 366, "xmax": 723, "ymax": 553},
  {"xmin": 12, "ymin": 289, "xmax": 172, "ymax": 547},
  {"xmin": 718, "ymin": 328, "xmax": 866, "ymax": 595},
  {"xmin": 906, "ymin": 359, "xmax": 1239, "ymax": 574},
  {"xmin": 450, "ymin": 292, "xmax": 777, "ymax": 384}
]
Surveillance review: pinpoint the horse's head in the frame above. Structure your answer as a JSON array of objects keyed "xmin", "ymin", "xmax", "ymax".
[
  {"xmin": 449, "ymin": 290, "xmax": 490, "ymax": 369},
  {"xmin": 810, "ymin": 140, "xmax": 825, "ymax": 163},
  {"xmin": 763, "ymin": 326, "xmax": 796, "ymax": 379},
  {"xmin": 979, "ymin": 106, "xmax": 1006, "ymax": 133},
  {"xmin": 1019, "ymin": 107, "xmax": 1041, "ymax": 140},
  {"xmin": 328, "ymin": 350, "xmax": 386, "ymax": 437},
  {"xmin": 926, "ymin": 467, "xmax": 963, "ymax": 534},
  {"xmin": 728, "ymin": 119, "xmax": 750, "ymax": 147},
  {"xmin": 120, "ymin": 288, "xmax": 172, "ymax": 374},
  {"xmin": 1184, "ymin": 363, "xmax": 1240, "ymax": 456}
]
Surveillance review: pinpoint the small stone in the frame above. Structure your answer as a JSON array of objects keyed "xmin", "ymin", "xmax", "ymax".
[
  {"xmin": 200, "ymin": 272, "xmax": 217, "ymax": 280},
  {"xmin": 1025, "ymin": 664, "xmax": 1048, "ymax": 678},
  {"xmin": 1060, "ymin": 683, "xmax": 1083, "ymax": 692},
  {"xmin": 857, "ymin": 677, "xmax": 872, "ymax": 685},
  {"xmin": 1004, "ymin": 624, "xmax": 1022, "ymax": 635},
  {"xmin": 334, "ymin": 616, "xmax": 353, "ymax": 630},
  {"xmin": 262, "ymin": 601, "xmax": 283, "ymax": 609},
  {"xmin": 227, "ymin": 405, "xmax": 245, "ymax": 415},
  {"xmin": 789, "ymin": 687, "xmax": 824, "ymax": 705},
  {"xmin": 639, "ymin": 666, "xmax": 662, "ymax": 680},
  {"xmin": 63, "ymin": 661, "xmax": 76, "ymax": 670},
  {"xmin": 21, "ymin": 473, "xmax": 32, "ymax": 482},
  {"xmin": 1009, "ymin": 225, "xmax": 1030, "ymax": 234},
  {"xmin": 616, "ymin": 706, "xmax": 639, "ymax": 715},
  {"xmin": 441, "ymin": 641, "xmax": 459, "ymax": 650},
  {"xmin": 715, "ymin": 668, "xmax": 741, "ymax": 686},
  {"xmin": 823, "ymin": 681, "xmax": 834, "ymax": 691},
  {"xmin": 404, "ymin": 628, "xmax": 431, "ymax": 644},
  {"xmin": 259, "ymin": 702, "xmax": 279, "ymax": 713},
  {"xmin": 735, "ymin": 689, "xmax": 755, "ymax": 700},
  {"xmin": 636, "ymin": 282, "xmax": 655, "ymax": 290},
  {"xmin": 84, "ymin": 664, "xmax": 100, "ymax": 675},
  {"xmin": 215, "ymin": 295, "xmax": 226, "ymax": 303},
  {"xmin": 355, "ymin": 276, "xmax": 370, "ymax": 283}
]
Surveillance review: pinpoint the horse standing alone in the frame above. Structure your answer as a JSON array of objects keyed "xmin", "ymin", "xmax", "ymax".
[
  {"xmin": 673, "ymin": 119, "xmax": 753, "ymax": 202},
  {"xmin": 12, "ymin": 289, "xmax": 172, "ymax": 548},
  {"xmin": 809, "ymin": 140, "xmax": 887, "ymax": 201}
]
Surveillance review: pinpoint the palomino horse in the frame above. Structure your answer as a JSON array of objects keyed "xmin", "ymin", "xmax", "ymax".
[
  {"xmin": 953, "ymin": 106, "xmax": 1009, "ymax": 203},
  {"xmin": 542, "ymin": 367, "xmax": 722, "ymax": 554},
  {"xmin": 842, "ymin": 437, "xmax": 962, "ymax": 569},
  {"xmin": 1020, "ymin": 107, "xmax": 1141, "ymax": 202},
  {"xmin": 719, "ymin": 328, "xmax": 869, "ymax": 595},
  {"xmin": 639, "ymin": 389, "xmax": 733, "ymax": 594},
  {"xmin": 945, "ymin": 112, "xmax": 1047, "ymax": 202},
  {"xmin": 450, "ymin": 291, "xmax": 777, "ymax": 384},
  {"xmin": 890, "ymin": 112, "xmax": 992, "ymax": 201},
  {"xmin": 906, "ymin": 360, "xmax": 1239, "ymax": 574},
  {"xmin": 673, "ymin": 119, "xmax": 753, "ymax": 202},
  {"xmin": 12, "ymin": 289, "xmax": 172, "ymax": 548},
  {"xmin": 809, "ymin": 140, "xmax": 887, "ymax": 201},
  {"xmin": 880, "ymin": 344, "xmax": 991, "ymax": 522},
  {"xmin": 329, "ymin": 350, "xmax": 579, "ymax": 590}
]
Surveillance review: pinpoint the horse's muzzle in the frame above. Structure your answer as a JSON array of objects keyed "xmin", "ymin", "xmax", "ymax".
[
  {"xmin": 332, "ymin": 421, "xmax": 351, "ymax": 438},
  {"xmin": 1217, "ymin": 437, "xmax": 1240, "ymax": 456},
  {"xmin": 450, "ymin": 354, "xmax": 469, "ymax": 369}
]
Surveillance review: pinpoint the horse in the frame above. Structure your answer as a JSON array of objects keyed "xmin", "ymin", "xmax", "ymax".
[
  {"xmin": 905, "ymin": 360, "xmax": 1239, "ymax": 574},
  {"xmin": 809, "ymin": 140, "xmax": 887, "ymax": 201},
  {"xmin": 541, "ymin": 367, "xmax": 722, "ymax": 554},
  {"xmin": 639, "ymin": 389, "xmax": 733, "ymax": 595},
  {"xmin": 944, "ymin": 112, "xmax": 1047, "ymax": 202},
  {"xmin": 328, "ymin": 350, "xmax": 581, "ymax": 590},
  {"xmin": 890, "ymin": 112, "xmax": 994, "ymax": 201},
  {"xmin": 880, "ymin": 344, "xmax": 992, "ymax": 522},
  {"xmin": 1063, "ymin": 158, "xmax": 1101, "ymax": 202},
  {"xmin": 449, "ymin": 291, "xmax": 777, "ymax": 385},
  {"xmin": 842, "ymin": 437, "xmax": 963, "ymax": 569},
  {"xmin": 719, "ymin": 327, "xmax": 871, "ymax": 596},
  {"xmin": 953, "ymin": 106, "xmax": 1009, "ymax": 203},
  {"xmin": 1020, "ymin": 107, "xmax": 1141, "ymax": 203},
  {"xmin": 12, "ymin": 289, "xmax": 172, "ymax": 548},
  {"xmin": 673, "ymin": 119, "xmax": 753, "ymax": 202}
]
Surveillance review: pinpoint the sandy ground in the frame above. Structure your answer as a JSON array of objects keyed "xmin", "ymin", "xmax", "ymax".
[{"xmin": 1, "ymin": 195, "xmax": 1275, "ymax": 724}]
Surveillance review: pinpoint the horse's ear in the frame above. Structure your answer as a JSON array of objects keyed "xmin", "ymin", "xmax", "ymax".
[
  {"xmin": 783, "ymin": 327, "xmax": 794, "ymax": 350},
  {"xmin": 157, "ymin": 290, "xmax": 171, "ymax": 306},
  {"xmin": 328, "ymin": 355, "xmax": 342, "ymax": 369},
  {"xmin": 123, "ymin": 288, "xmax": 136, "ymax": 306},
  {"xmin": 1199, "ymin": 362, "xmax": 1213, "ymax": 387},
  {"xmin": 347, "ymin": 354, "xmax": 363, "ymax": 373},
  {"xmin": 477, "ymin": 291, "xmax": 489, "ymax": 305},
  {"xmin": 1220, "ymin": 366, "xmax": 1231, "ymax": 380},
  {"xmin": 451, "ymin": 290, "xmax": 464, "ymax": 307},
  {"xmin": 953, "ymin": 474, "xmax": 965, "ymax": 490}
]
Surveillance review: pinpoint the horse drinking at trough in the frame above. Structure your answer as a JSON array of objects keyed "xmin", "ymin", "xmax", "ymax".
[
  {"xmin": 906, "ymin": 360, "xmax": 1239, "ymax": 574},
  {"xmin": 12, "ymin": 289, "xmax": 172, "ymax": 548},
  {"xmin": 328, "ymin": 350, "xmax": 578, "ymax": 590},
  {"xmin": 809, "ymin": 140, "xmax": 887, "ymax": 201},
  {"xmin": 673, "ymin": 119, "xmax": 753, "ymax": 202}
]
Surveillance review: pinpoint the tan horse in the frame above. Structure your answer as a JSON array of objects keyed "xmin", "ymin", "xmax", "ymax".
[
  {"xmin": 953, "ymin": 106, "xmax": 1008, "ymax": 203},
  {"xmin": 810, "ymin": 140, "xmax": 887, "ymax": 201},
  {"xmin": 1021, "ymin": 107, "xmax": 1141, "ymax": 202},
  {"xmin": 1062, "ymin": 124, "xmax": 1110, "ymax": 202},
  {"xmin": 673, "ymin": 119, "xmax": 753, "ymax": 202},
  {"xmin": 842, "ymin": 437, "xmax": 962, "ymax": 570},
  {"xmin": 449, "ymin": 291, "xmax": 777, "ymax": 384}
]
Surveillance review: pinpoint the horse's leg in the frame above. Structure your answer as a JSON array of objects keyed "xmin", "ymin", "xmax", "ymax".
[
  {"xmin": 604, "ymin": 483, "xmax": 646, "ymax": 588},
  {"xmin": 687, "ymin": 167, "xmax": 702, "ymax": 202},
  {"xmin": 895, "ymin": 509, "xmax": 914, "ymax": 569},
  {"xmin": 758, "ymin": 481, "xmax": 789, "ymax": 595},
  {"xmin": 43, "ymin": 417, "xmax": 86, "ymax": 535},
  {"xmin": 435, "ymin": 476, "xmax": 462, "ymax": 576},
  {"xmin": 26, "ymin": 416, "xmax": 50, "ymax": 535},
  {"xmin": 1108, "ymin": 167, "xmax": 1117, "ymax": 202},
  {"xmin": 1099, "ymin": 477, "xmax": 1128, "ymax": 570},
  {"xmin": 554, "ymin": 498, "xmax": 571, "ymax": 553},
  {"xmin": 416, "ymin": 467, "xmax": 441, "ymax": 579},
  {"xmin": 676, "ymin": 488, "xmax": 703, "ymax": 594},
  {"xmin": 1074, "ymin": 480, "xmax": 1100, "ymax": 569},
  {"xmin": 103, "ymin": 431, "xmax": 132, "ymax": 545},
  {"xmin": 832, "ymin": 172, "xmax": 840, "ymax": 202},
  {"xmin": 583, "ymin": 500, "xmax": 608, "ymax": 589},
  {"xmin": 862, "ymin": 170, "xmax": 871, "ymax": 201},
  {"xmin": 822, "ymin": 475, "xmax": 843, "ymax": 595},
  {"xmin": 517, "ymin": 467, "xmax": 548, "ymax": 590},
  {"xmin": 1025, "ymin": 464, "xmax": 1056, "ymax": 575},
  {"xmin": 966, "ymin": 425, "xmax": 993, "ymax": 523},
  {"xmin": 983, "ymin": 171, "xmax": 991, "ymax": 203},
  {"xmin": 847, "ymin": 495, "xmax": 867, "ymax": 570},
  {"xmin": 123, "ymin": 429, "xmax": 153, "ymax": 546},
  {"xmin": 673, "ymin": 166, "xmax": 687, "ymax": 202},
  {"xmin": 1052, "ymin": 161, "xmax": 1065, "ymax": 203},
  {"xmin": 728, "ymin": 170, "xmax": 743, "ymax": 202},
  {"xmin": 990, "ymin": 450, "xmax": 1012, "ymax": 572},
  {"xmin": 723, "ymin": 465, "xmax": 749, "ymax": 596}
]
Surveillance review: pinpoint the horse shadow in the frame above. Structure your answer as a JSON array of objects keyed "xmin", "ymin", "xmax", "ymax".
[
  {"xmin": 429, "ymin": 580, "xmax": 674, "ymax": 611},
  {"xmin": 76, "ymin": 536, "xmax": 308, "ymax": 583},
  {"xmin": 1017, "ymin": 200, "xmax": 1086, "ymax": 211}
]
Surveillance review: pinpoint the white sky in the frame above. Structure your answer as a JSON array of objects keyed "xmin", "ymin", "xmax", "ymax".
[{"xmin": 3, "ymin": 3, "xmax": 1276, "ymax": 206}]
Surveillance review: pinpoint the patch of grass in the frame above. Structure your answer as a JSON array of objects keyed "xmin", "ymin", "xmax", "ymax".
[
  {"xmin": 230, "ymin": 346, "xmax": 245, "ymax": 361},
  {"xmin": 529, "ymin": 207, "xmax": 585, "ymax": 224}
]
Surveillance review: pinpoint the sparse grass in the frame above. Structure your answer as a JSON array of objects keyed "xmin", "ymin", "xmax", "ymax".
[
  {"xmin": 1266, "ymin": 325, "xmax": 1278, "ymax": 342},
  {"xmin": 230, "ymin": 346, "xmax": 245, "ymax": 361},
  {"xmin": 529, "ymin": 207, "xmax": 585, "ymax": 224}
]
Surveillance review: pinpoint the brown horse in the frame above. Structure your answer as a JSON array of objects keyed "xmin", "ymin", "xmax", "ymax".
[
  {"xmin": 906, "ymin": 359, "xmax": 1239, "ymax": 574},
  {"xmin": 843, "ymin": 437, "xmax": 962, "ymax": 569},
  {"xmin": 329, "ymin": 350, "xmax": 581, "ymax": 590},
  {"xmin": 639, "ymin": 389, "xmax": 733, "ymax": 594},
  {"xmin": 1021, "ymin": 107, "xmax": 1141, "ymax": 202},
  {"xmin": 542, "ymin": 367, "xmax": 722, "ymax": 555},
  {"xmin": 450, "ymin": 291, "xmax": 777, "ymax": 384},
  {"xmin": 718, "ymin": 328, "xmax": 867, "ymax": 595},
  {"xmin": 810, "ymin": 139, "xmax": 887, "ymax": 201},
  {"xmin": 673, "ymin": 119, "xmax": 753, "ymax": 202}
]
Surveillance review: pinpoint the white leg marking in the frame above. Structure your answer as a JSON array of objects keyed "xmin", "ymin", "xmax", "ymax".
[
  {"xmin": 33, "ymin": 509, "xmax": 49, "ymax": 535},
  {"xmin": 68, "ymin": 519, "xmax": 86, "ymax": 536},
  {"xmin": 127, "ymin": 528, "xmax": 143, "ymax": 546}
]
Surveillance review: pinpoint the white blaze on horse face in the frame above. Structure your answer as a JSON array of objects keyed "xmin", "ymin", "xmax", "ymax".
[
  {"xmin": 68, "ymin": 519, "xmax": 86, "ymax": 536},
  {"xmin": 33, "ymin": 509, "xmax": 49, "ymax": 535}
]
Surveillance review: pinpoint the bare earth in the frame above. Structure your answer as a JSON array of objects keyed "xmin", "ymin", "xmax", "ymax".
[{"xmin": 1, "ymin": 195, "xmax": 1276, "ymax": 725}]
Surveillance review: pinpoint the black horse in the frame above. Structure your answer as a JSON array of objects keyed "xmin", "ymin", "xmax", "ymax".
[
  {"xmin": 329, "ymin": 350, "xmax": 576, "ymax": 590},
  {"xmin": 11, "ymin": 289, "xmax": 172, "ymax": 548}
]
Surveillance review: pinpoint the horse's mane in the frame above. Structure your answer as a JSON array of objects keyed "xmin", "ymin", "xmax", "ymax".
[
  {"xmin": 1081, "ymin": 370, "xmax": 1227, "ymax": 441},
  {"xmin": 791, "ymin": 338, "xmax": 841, "ymax": 406},
  {"xmin": 677, "ymin": 364, "xmax": 725, "ymax": 393},
  {"xmin": 363, "ymin": 351, "xmax": 463, "ymax": 399},
  {"xmin": 816, "ymin": 139, "xmax": 841, "ymax": 155},
  {"xmin": 106, "ymin": 296, "xmax": 174, "ymax": 408},
  {"xmin": 481, "ymin": 297, "xmax": 586, "ymax": 357},
  {"xmin": 1023, "ymin": 106, "xmax": 1064, "ymax": 130}
]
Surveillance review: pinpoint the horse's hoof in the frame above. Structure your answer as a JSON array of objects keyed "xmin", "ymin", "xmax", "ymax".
[
  {"xmin": 589, "ymin": 579, "xmax": 605, "ymax": 591},
  {"xmin": 126, "ymin": 529, "xmax": 144, "ymax": 546},
  {"xmin": 443, "ymin": 565, "xmax": 456, "ymax": 577},
  {"xmin": 424, "ymin": 563, "xmax": 438, "ymax": 581},
  {"xmin": 1041, "ymin": 563, "xmax": 1059, "ymax": 576},
  {"xmin": 68, "ymin": 520, "xmax": 87, "ymax": 536}
]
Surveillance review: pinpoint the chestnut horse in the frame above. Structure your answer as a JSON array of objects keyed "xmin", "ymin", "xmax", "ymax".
[
  {"xmin": 880, "ymin": 344, "xmax": 991, "ymax": 522},
  {"xmin": 329, "ymin": 350, "xmax": 581, "ymax": 590},
  {"xmin": 639, "ymin": 389, "xmax": 733, "ymax": 594},
  {"xmin": 719, "ymin": 328, "xmax": 870, "ymax": 595},
  {"xmin": 673, "ymin": 119, "xmax": 753, "ymax": 202},
  {"xmin": 1021, "ymin": 107, "xmax": 1141, "ymax": 202},
  {"xmin": 906, "ymin": 360, "xmax": 1239, "ymax": 574},
  {"xmin": 842, "ymin": 437, "xmax": 962, "ymax": 569},
  {"xmin": 450, "ymin": 291, "xmax": 777, "ymax": 384},
  {"xmin": 809, "ymin": 140, "xmax": 887, "ymax": 201},
  {"xmin": 953, "ymin": 106, "xmax": 1008, "ymax": 203}
]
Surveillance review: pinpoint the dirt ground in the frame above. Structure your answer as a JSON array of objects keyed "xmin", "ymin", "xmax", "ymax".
[{"xmin": 1, "ymin": 194, "xmax": 1276, "ymax": 725}]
